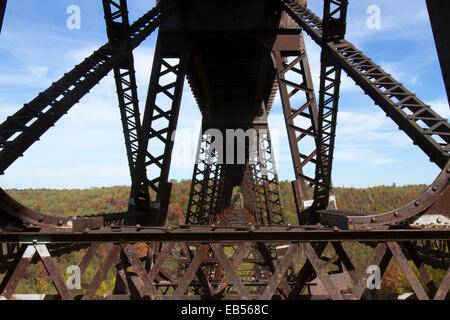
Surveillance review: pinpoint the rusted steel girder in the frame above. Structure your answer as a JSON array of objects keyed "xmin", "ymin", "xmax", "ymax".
[
  {"xmin": 102, "ymin": 0, "xmax": 144, "ymax": 212},
  {"xmin": 280, "ymin": 0, "xmax": 450, "ymax": 169},
  {"xmin": 274, "ymin": 33, "xmax": 320, "ymax": 224},
  {"xmin": 0, "ymin": 0, "xmax": 180, "ymax": 175},
  {"xmin": 0, "ymin": 238, "xmax": 448, "ymax": 300},
  {"xmin": 1, "ymin": 226, "xmax": 449, "ymax": 243},
  {"xmin": 186, "ymin": 132, "xmax": 226, "ymax": 225},
  {"xmin": 279, "ymin": 0, "xmax": 450, "ymax": 229},
  {"xmin": 0, "ymin": 0, "xmax": 6, "ymax": 35},
  {"xmin": 242, "ymin": 163, "xmax": 265, "ymax": 224},
  {"xmin": 134, "ymin": 35, "xmax": 188, "ymax": 226},
  {"xmin": 426, "ymin": 0, "xmax": 450, "ymax": 106},
  {"xmin": 312, "ymin": 0, "xmax": 347, "ymax": 211},
  {"xmin": 250, "ymin": 126, "xmax": 286, "ymax": 225},
  {"xmin": 319, "ymin": 161, "xmax": 450, "ymax": 229}
]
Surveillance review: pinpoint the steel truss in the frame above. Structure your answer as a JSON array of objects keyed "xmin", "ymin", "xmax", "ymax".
[
  {"xmin": 186, "ymin": 123, "xmax": 285, "ymax": 226},
  {"xmin": 425, "ymin": 0, "xmax": 450, "ymax": 106},
  {"xmin": 186, "ymin": 132, "xmax": 226, "ymax": 225},
  {"xmin": 245, "ymin": 126, "xmax": 285, "ymax": 225},
  {"xmin": 0, "ymin": 0, "xmax": 179, "ymax": 176},
  {"xmin": 0, "ymin": 0, "xmax": 449, "ymax": 301},
  {"xmin": 103, "ymin": 0, "xmax": 143, "ymax": 210},
  {"xmin": 274, "ymin": 34, "xmax": 320, "ymax": 223},
  {"xmin": 134, "ymin": 36, "xmax": 188, "ymax": 226},
  {"xmin": 0, "ymin": 228, "xmax": 448, "ymax": 300},
  {"xmin": 281, "ymin": 0, "xmax": 450, "ymax": 169},
  {"xmin": 312, "ymin": 0, "xmax": 347, "ymax": 210},
  {"xmin": 280, "ymin": 0, "xmax": 449, "ymax": 229}
]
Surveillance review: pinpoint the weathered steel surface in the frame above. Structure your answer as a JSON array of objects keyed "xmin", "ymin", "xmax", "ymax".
[
  {"xmin": 281, "ymin": 0, "xmax": 450, "ymax": 169},
  {"xmin": 0, "ymin": 239, "xmax": 448, "ymax": 300},
  {"xmin": 426, "ymin": 0, "xmax": 450, "ymax": 106},
  {"xmin": 0, "ymin": 0, "xmax": 449, "ymax": 301},
  {"xmin": 103, "ymin": 0, "xmax": 144, "ymax": 211},
  {"xmin": 0, "ymin": 0, "xmax": 179, "ymax": 175},
  {"xmin": 0, "ymin": 227, "xmax": 449, "ymax": 243},
  {"xmin": 312, "ymin": 0, "xmax": 347, "ymax": 211}
]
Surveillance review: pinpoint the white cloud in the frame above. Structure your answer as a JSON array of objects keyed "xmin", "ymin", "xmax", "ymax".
[
  {"xmin": 0, "ymin": 0, "xmax": 443, "ymax": 188},
  {"xmin": 428, "ymin": 99, "xmax": 450, "ymax": 118},
  {"xmin": 334, "ymin": 146, "xmax": 400, "ymax": 165}
]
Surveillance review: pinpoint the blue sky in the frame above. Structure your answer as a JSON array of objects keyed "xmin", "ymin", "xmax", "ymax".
[{"xmin": 0, "ymin": 0, "xmax": 448, "ymax": 189}]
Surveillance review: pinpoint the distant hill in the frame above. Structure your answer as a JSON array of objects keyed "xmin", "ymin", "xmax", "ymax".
[
  {"xmin": 4, "ymin": 182, "xmax": 443, "ymax": 297},
  {"xmin": 6, "ymin": 181, "xmax": 427, "ymax": 226}
]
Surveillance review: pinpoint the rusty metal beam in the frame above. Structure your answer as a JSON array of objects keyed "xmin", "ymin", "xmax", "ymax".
[
  {"xmin": 102, "ymin": 0, "xmax": 144, "ymax": 212},
  {"xmin": 426, "ymin": 0, "xmax": 450, "ymax": 106},
  {"xmin": 0, "ymin": 0, "xmax": 6, "ymax": 35},
  {"xmin": 186, "ymin": 131, "xmax": 224, "ymax": 225},
  {"xmin": 312, "ymin": 0, "xmax": 347, "ymax": 211},
  {"xmin": 280, "ymin": 0, "xmax": 450, "ymax": 169},
  {"xmin": 134, "ymin": 35, "xmax": 187, "ymax": 226},
  {"xmin": 0, "ymin": 0, "xmax": 180, "ymax": 175},
  {"xmin": 1, "ymin": 227, "xmax": 449, "ymax": 243},
  {"xmin": 274, "ymin": 34, "xmax": 319, "ymax": 224}
]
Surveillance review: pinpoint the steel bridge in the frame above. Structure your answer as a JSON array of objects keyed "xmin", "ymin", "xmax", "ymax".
[{"xmin": 0, "ymin": 0, "xmax": 449, "ymax": 300}]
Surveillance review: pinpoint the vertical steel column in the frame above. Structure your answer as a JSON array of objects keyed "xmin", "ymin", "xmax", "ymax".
[
  {"xmin": 250, "ymin": 162, "xmax": 268, "ymax": 223},
  {"xmin": 256, "ymin": 127, "xmax": 286, "ymax": 224},
  {"xmin": 312, "ymin": 0, "xmax": 347, "ymax": 210},
  {"xmin": 237, "ymin": 124, "xmax": 285, "ymax": 225},
  {"xmin": 135, "ymin": 35, "xmax": 187, "ymax": 226},
  {"xmin": 274, "ymin": 33, "xmax": 319, "ymax": 223},
  {"xmin": 102, "ymin": 0, "xmax": 144, "ymax": 213},
  {"xmin": 241, "ymin": 164, "xmax": 263, "ymax": 223},
  {"xmin": 185, "ymin": 132, "xmax": 223, "ymax": 225},
  {"xmin": 0, "ymin": 0, "xmax": 6, "ymax": 35},
  {"xmin": 426, "ymin": 0, "xmax": 450, "ymax": 105}
]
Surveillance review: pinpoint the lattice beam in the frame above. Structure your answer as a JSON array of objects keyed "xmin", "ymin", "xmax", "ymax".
[
  {"xmin": 1, "ymin": 239, "xmax": 448, "ymax": 300},
  {"xmin": 102, "ymin": 0, "xmax": 144, "ymax": 212},
  {"xmin": 134, "ymin": 35, "xmax": 187, "ymax": 225},
  {"xmin": 312, "ymin": 0, "xmax": 347, "ymax": 210},
  {"xmin": 0, "ymin": 0, "xmax": 180, "ymax": 175},
  {"xmin": 280, "ymin": 0, "xmax": 450, "ymax": 169},
  {"xmin": 274, "ymin": 34, "xmax": 319, "ymax": 223}
]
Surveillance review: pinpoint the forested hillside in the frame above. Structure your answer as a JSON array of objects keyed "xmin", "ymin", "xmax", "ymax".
[
  {"xmin": 3, "ymin": 182, "xmax": 445, "ymax": 297},
  {"xmin": 6, "ymin": 181, "xmax": 428, "ymax": 226}
]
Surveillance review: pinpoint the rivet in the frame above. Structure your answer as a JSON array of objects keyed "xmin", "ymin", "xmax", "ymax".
[
  {"xmin": 394, "ymin": 211, "xmax": 399, "ymax": 217},
  {"xmin": 432, "ymin": 186, "xmax": 438, "ymax": 191},
  {"xmin": 415, "ymin": 201, "xmax": 420, "ymax": 206},
  {"xmin": 136, "ymin": 224, "xmax": 141, "ymax": 231},
  {"xmin": 371, "ymin": 218, "xmax": 376, "ymax": 223},
  {"xmin": 57, "ymin": 220, "xmax": 63, "ymax": 226}
]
